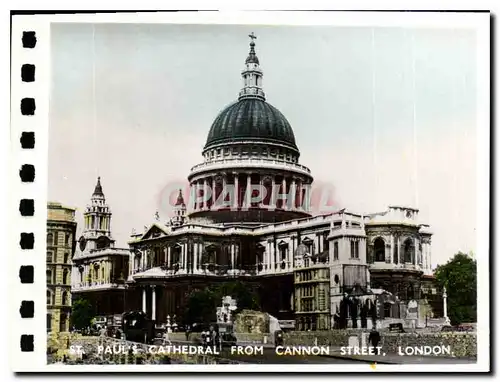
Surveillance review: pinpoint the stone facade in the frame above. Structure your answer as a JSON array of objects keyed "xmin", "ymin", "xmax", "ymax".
[{"xmin": 47, "ymin": 202, "xmax": 77, "ymax": 333}]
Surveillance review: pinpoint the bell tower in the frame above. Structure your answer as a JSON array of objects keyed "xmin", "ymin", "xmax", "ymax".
[
  {"xmin": 83, "ymin": 177, "xmax": 112, "ymax": 238},
  {"xmin": 170, "ymin": 189, "xmax": 187, "ymax": 227}
]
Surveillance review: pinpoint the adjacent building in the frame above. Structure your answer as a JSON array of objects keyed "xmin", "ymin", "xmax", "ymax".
[
  {"xmin": 71, "ymin": 177, "xmax": 130, "ymax": 316},
  {"xmin": 47, "ymin": 202, "xmax": 77, "ymax": 333}
]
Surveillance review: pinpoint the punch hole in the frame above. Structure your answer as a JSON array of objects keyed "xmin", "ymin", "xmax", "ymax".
[
  {"xmin": 20, "ymin": 301, "xmax": 34, "ymax": 318},
  {"xmin": 20, "ymin": 164, "xmax": 35, "ymax": 182},
  {"xmin": 19, "ymin": 199, "xmax": 35, "ymax": 216},
  {"xmin": 20, "ymin": 132, "xmax": 35, "ymax": 149},
  {"xmin": 20, "ymin": 233, "xmax": 34, "ymax": 249},
  {"xmin": 22, "ymin": 32, "xmax": 37, "ymax": 48},
  {"xmin": 20, "ymin": 335, "xmax": 34, "ymax": 352},
  {"xmin": 19, "ymin": 266, "xmax": 34, "ymax": 283},
  {"xmin": 21, "ymin": 64, "xmax": 35, "ymax": 82},
  {"xmin": 20, "ymin": 98, "xmax": 35, "ymax": 115}
]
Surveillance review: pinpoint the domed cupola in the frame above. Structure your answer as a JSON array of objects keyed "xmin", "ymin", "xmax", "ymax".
[{"xmin": 187, "ymin": 34, "xmax": 314, "ymax": 225}]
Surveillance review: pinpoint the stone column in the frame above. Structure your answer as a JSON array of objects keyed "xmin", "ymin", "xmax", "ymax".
[
  {"xmin": 193, "ymin": 242, "xmax": 198, "ymax": 273},
  {"xmin": 231, "ymin": 243, "xmax": 235, "ymax": 271},
  {"xmin": 259, "ymin": 175, "xmax": 264, "ymax": 208},
  {"xmin": 271, "ymin": 241, "xmax": 276, "ymax": 272},
  {"xmin": 265, "ymin": 242, "xmax": 270, "ymax": 272},
  {"xmin": 142, "ymin": 287, "xmax": 147, "ymax": 314},
  {"xmin": 180, "ymin": 244, "xmax": 184, "ymax": 271},
  {"xmin": 203, "ymin": 179, "xmax": 208, "ymax": 210},
  {"xmin": 245, "ymin": 173, "xmax": 252, "ymax": 209},
  {"xmin": 167, "ymin": 246, "xmax": 171, "ymax": 267},
  {"xmin": 397, "ymin": 236, "xmax": 401, "ymax": 264},
  {"xmin": 233, "ymin": 173, "xmax": 239, "ymax": 209},
  {"xmin": 152, "ymin": 286, "xmax": 156, "ymax": 321},
  {"xmin": 390, "ymin": 235, "xmax": 394, "ymax": 264},
  {"xmin": 211, "ymin": 177, "xmax": 215, "ymax": 210},
  {"xmin": 269, "ymin": 176, "xmax": 276, "ymax": 209},
  {"xmin": 296, "ymin": 181, "xmax": 302, "ymax": 210},
  {"xmin": 285, "ymin": 245, "xmax": 290, "ymax": 272},
  {"xmin": 414, "ymin": 238, "xmax": 418, "ymax": 265},
  {"xmin": 291, "ymin": 179, "xmax": 296, "ymax": 209},
  {"xmin": 282, "ymin": 177, "xmax": 287, "ymax": 210}
]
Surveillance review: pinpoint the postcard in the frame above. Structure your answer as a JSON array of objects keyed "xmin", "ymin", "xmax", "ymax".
[{"xmin": 10, "ymin": 9, "xmax": 490, "ymax": 373}]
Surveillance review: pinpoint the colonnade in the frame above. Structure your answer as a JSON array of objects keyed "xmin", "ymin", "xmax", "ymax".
[
  {"xmin": 84, "ymin": 213, "xmax": 111, "ymax": 232},
  {"xmin": 189, "ymin": 173, "xmax": 311, "ymax": 212}
]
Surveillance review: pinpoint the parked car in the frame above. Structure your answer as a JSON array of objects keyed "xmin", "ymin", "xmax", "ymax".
[{"xmin": 92, "ymin": 316, "xmax": 107, "ymax": 330}]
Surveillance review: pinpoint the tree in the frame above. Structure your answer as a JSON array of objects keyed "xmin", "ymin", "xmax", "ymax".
[
  {"xmin": 434, "ymin": 252, "xmax": 477, "ymax": 325},
  {"xmin": 184, "ymin": 281, "xmax": 260, "ymax": 325},
  {"xmin": 70, "ymin": 298, "xmax": 94, "ymax": 330}
]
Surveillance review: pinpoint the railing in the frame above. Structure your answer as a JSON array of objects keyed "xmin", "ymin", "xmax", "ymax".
[
  {"xmin": 189, "ymin": 157, "xmax": 311, "ymax": 175},
  {"xmin": 72, "ymin": 280, "xmax": 126, "ymax": 291},
  {"xmin": 128, "ymin": 261, "xmax": 299, "ymax": 279}
]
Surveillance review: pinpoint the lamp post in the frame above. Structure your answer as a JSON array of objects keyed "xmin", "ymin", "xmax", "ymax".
[{"xmin": 443, "ymin": 286, "xmax": 450, "ymax": 325}]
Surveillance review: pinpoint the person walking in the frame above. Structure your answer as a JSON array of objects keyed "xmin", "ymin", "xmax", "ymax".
[{"xmin": 368, "ymin": 325, "xmax": 381, "ymax": 350}]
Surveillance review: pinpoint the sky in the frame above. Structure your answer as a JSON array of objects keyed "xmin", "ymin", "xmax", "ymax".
[{"xmin": 49, "ymin": 23, "xmax": 477, "ymax": 268}]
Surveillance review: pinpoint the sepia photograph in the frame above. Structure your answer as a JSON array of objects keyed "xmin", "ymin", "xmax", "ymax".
[{"xmin": 9, "ymin": 10, "xmax": 490, "ymax": 373}]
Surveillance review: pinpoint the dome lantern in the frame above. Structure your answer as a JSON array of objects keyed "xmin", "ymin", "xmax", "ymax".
[{"xmin": 239, "ymin": 33, "xmax": 266, "ymax": 101}]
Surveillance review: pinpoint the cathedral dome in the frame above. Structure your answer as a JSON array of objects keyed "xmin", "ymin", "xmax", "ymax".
[{"xmin": 204, "ymin": 98, "xmax": 298, "ymax": 153}]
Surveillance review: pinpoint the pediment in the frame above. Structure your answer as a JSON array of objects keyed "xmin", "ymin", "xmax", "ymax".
[{"xmin": 140, "ymin": 224, "xmax": 168, "ymax": 241}]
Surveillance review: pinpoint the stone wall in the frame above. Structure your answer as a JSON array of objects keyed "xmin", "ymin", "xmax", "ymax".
[
  {"xmin": 382, "ymin": 332, "xmax": 477, "ymax": 358},
  {"xmin": 282, "ymin": 330, "xmax": 477, "ymax": 358}
]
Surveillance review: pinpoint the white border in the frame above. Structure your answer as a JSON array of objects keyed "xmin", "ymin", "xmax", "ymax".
[{"xmin": 9, "ymin": 10, "xmax": 490, "ymax": 373}]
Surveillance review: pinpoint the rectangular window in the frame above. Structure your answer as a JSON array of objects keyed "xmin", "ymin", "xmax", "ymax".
[
  {"xmin": 334, "ymin": 242, "xmax": 339, "ymax": 260},
  {"xmin": 46, "ymin": 251, "xmax": 52, "ymax": 263},
  {"xmin": 350, "ymin": 241, "xmax": 359, "ymax": 259},
  {"xmin": 323, "ymin": 235, "xmax": 329, "ymax": 252},
  {"xmin": 54, "ymin": 231, "xmax": 59, "ymax": 246},
  {"xmin": 46, "ymin": 269, "xmax": 51, "ymax": 284}
]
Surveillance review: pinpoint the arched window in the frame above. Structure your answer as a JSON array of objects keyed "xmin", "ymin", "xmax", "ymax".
[
  {"xmin": 404, "ymin": 238, "xmax": 415, "ymax": 264},
  {"xmin": 374, "ymin": 237, "xmax": 386, "ymax": 262},
  {"xmin": 64, "ymin": 253, "xmax": 69, "ymax": 264},
  {"xmin": 334, "ymin": 242, "xmax": 339, "ymax": 260},
  {"xmin": 47, "ymin": 233, "xmax": 53, "ymax": 246},
  {"xmin": 279, "ymin": 243, "xmax": 288, "ymax": 261},
  {"xmin": 62, "ymin": 269, "xmax": 69, "ymax": 285},
  {"xmin": 62, "ymin": 291, "xmax": 68, "ymax": 306},
  {"xmin": 46, "ymin": 290, "xmax": 52, "ymax": 305},
  {"xmin": 46, "ymin": 269, "xmax": 52, "ymax": 284}
]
